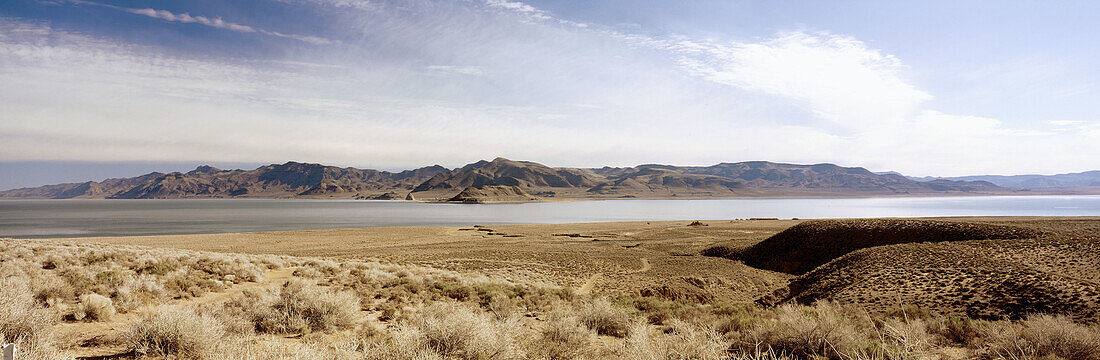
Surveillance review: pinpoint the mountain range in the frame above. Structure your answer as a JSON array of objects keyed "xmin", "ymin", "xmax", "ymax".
[
  {"xmin": 909, "ymin": 171, "xmax": 1100, "ymax": 188},
  {"xmin": 0, "ymin": 157, "xmax": 1068, "ymax": 202}
]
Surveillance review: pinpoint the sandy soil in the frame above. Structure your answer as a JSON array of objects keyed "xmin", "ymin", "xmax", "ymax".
[{"xmin": 51, "ymin": 220, "xmax": 804, "ymax": 302}]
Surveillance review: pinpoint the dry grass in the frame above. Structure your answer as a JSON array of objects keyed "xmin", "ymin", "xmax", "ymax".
[
  {"xmin": 124, "ymin": 306, "xmax": 226, "ymax": 359},
  {"xmin": 578, "ymin": 297, "xmax": 632, "ymax": 337},
  {"xmin": 530, "ymin": 312, "xmax": 596, "ymax": 359},
  {"xmin": 231, "ymin": 278, "xmax": 360, "ymax": 334},
  {"xmin": 364, "ymin": 302, "xmax": 525, "ymax": 359},
  {"xmin": 983, "ymin": 314, "xmax": 1100, "ymax": 360},
  {"xmin": 622, "ymin": 319, "xmax": 727, "ymax": 360},
  {"xmin": 927, "ymin": 315, "xmax": 984, "ymax": 346},
  {"xmin": 73, "ymin": 293, "xmax": 115, "ymax": 321},
  {"xmin": 729, "ymin": 302, "xmax": 868, "ymax": 359},
  {"xmin": 0, "ymin": 277, "xmax": 70, "ymax": 359}
]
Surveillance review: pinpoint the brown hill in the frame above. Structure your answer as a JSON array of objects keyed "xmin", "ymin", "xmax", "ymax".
[
  {"xmin": 447, "ymin": 185, "xmax": 538, "ymax": 203},
  {"xmin": 715, "ymin": 219, "xmax": 1041, "ymax": 275},
  {"xmin": 707, "ymin": 218, "xmax": 1100, "ymax": 322},
  {"xmin": 587, "ymin": 168, "xmax": 747, "ymax": 197},
  {"xmin": 413, "ymin": 158, "xmax": 603, "ymax": 192},
  {"xmin": 779, "ymin": 235, "xmax": 1100, "ymax": 322}
]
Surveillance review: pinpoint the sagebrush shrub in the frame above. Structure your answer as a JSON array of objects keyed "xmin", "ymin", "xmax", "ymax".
[
  {"xmin": 622, "ymin": 319, "xmax": 727, "ymax": 360},
  {"xmin": 928, "ymin": 315, "xmax": 982, "ymax": 346},
  {"xmin": 578, "ymin": 298, "xmax": 632, "ymax": 337},
  {"xmin": 124, "ymin": 306, "xmax": 226, "ymax": 359},
  {"xmin": 75, "ymin": 293, "xmax": 116, "ymax": 321},
  {"xmin": 370, "ymin": 302, "xmax": 524, "ymax": 360},
  {"xmin": 530, "ymin": 312, "xmax": 595, "ymax": 359},
  {"xmin": 984, "ymin": 314, "xmax": 1100, "ymax": 360},
  {"xmin": 0, "ymin": 277, "xmax": 57, "ymax": 348},
  {"xmin": 729, "ymin": 302, "xmax": 865, "ymax": 360},
  {"xmin": 236, "ymin": 278, "xmax": 359, "ymax": 334}
]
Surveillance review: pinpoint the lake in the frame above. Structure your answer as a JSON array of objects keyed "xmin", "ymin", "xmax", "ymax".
[{"xmin": 2, "ymin": 196, "xmax": 1099, "ymax": 238}]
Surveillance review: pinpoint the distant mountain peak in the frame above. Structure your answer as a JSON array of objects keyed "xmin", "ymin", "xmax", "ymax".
[{"xmin": 187, "ymin": 165, "xmax": 221, "ymax": 175}]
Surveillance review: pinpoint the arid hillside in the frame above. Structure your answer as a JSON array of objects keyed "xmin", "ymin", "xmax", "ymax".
[
  {"xmin": 718, "ymin": 219, "xmax": 1042, "ymax": 275},
  {"xmin": 586, "ymin": 167, "xmax": 749, "ymax": 197},
  {"xmin": 706, "ymin": 218, "xmax": 1100, "ymax": 323},
  {"xmin": 0, "ymin": 158, "xmax": 1026, "ymax": 200}
]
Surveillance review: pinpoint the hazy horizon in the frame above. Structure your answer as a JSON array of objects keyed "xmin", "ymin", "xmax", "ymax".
[{"xmin": 2, "ymin": 1, "xmax": 1099, "ymax": 180}]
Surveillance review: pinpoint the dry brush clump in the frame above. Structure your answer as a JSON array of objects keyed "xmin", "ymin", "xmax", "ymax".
[
  {"xmin": 0, "ymin": 277, "xmax": 72, "ymax": 359},
  {"xmin": 363, "ymin": 301, "xmax": 526, "ymax": 360},
  {"xmin": 578, "ymin": 297, "xmax": 632, "ymax": 337},
  {"xmin": 727, "ymin": 302, "xmax": 872, "ymax": 359},
  {"xmin": 229, "ymin": 278, "xmax": 360, "ymax": 335},
  {"xmin": 530, "ymin": 311, "xmax": 597, "ymax": 359},
  {"xmin": 73, "ymin": 293, "xmax": 116, "ymax": 321},
  {"xmin": 124, "ymin": 306, "xmax": 227, "ymax": 359},
  {"xmin": 621, "ymin": 319, "xmax": 727, "ymax": 360},
  {"xmin": 982, "ymin": 314, "xmax": 1100, "ymax": 360}
]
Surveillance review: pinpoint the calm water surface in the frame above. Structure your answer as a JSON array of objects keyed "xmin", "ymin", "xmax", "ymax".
[{"xmin": 2, "ymin": 196, "xmax": 1099, "ymax": 238}]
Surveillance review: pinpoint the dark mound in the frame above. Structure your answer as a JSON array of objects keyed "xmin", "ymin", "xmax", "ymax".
[
  {"xmin": 774, "ymin": 237, "xmax": 1100, "ymax": 322},
  {"xmin": 721, "ymin": 219, "xmax": 1041, "ymax": 275},
  {"xmin": 447, "ymin": 185, "xmax": 538, "ymax": 203},
  {"xmin": 358, "ymin": 191, "xmax": 403, "ymax": 200}
]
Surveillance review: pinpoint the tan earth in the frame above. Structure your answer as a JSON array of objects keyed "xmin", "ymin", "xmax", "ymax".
[{"xmin": 52, "ymin": 219, "xmax": 803, "ymax": 304}]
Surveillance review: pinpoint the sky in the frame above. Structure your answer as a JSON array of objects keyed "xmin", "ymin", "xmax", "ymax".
[{"xmin": 1, "ymin": 0, "xmax": 1099, "ymax": 189}]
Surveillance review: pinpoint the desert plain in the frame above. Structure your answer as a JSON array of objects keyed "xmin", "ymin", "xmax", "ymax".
[{"xmin": 2, "ymin": 216, "xmax": 1099, "ymax": 359}]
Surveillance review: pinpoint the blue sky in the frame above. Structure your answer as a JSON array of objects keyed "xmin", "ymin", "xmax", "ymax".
[{"xmin": 1, "ymin": 0, "xmax": 1098, "ymax": 189}]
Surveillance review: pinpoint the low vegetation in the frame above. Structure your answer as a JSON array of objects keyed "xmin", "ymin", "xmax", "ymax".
[{"xmin": 2, "ymin": 238, "xmax": 1099, "ymax": 359}]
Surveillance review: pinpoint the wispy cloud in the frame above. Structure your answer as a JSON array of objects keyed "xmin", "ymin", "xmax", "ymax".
[
  {"xmin": 65, "ymin": 0, "xmax": 334, "ymax": 44},
  {"xmin": 124, "ymin": 7, "xmax": 256, "ymax": 32},
  {"xmin": 426, "ymin": 65, "xmax": 485, "ymax": 76},
  {"xmin": 482, "ymin": 0, "xmax": 551, "ymax": 20}
]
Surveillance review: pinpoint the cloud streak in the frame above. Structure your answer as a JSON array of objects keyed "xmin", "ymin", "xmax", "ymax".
[{"xmin": 67, "ymin": 0, "xmax": 334, "ymax": 44}]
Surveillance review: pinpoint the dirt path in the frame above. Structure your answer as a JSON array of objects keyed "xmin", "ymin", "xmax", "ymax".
[
  {"xmin": 577, "ymin": 258, "xmax": 649, "ymax": 295},
  {"xmin": 577, "ymin": 273, "xmax": 602, "ymax": 295},
  {"xmin": 55, "ymin": 267, "xmax": 297, "ymax": 358}
]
